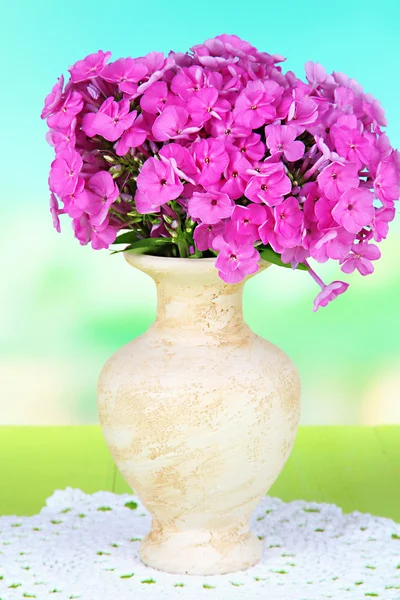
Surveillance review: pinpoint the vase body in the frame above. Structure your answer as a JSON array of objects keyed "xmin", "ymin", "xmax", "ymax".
[{"xmin": 97, "ymin": 254, "xmax": 301, "ymax": 575}]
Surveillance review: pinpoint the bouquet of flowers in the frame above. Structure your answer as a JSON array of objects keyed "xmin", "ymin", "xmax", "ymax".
[{"xmin": 41, "ymin": 35, "xmax": 399, "ymax": 310}]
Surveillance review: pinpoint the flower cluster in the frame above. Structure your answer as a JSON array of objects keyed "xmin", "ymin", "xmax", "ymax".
[{"xmin": 42, "ymin": 35, "xmax": 400, "ymax": 310}]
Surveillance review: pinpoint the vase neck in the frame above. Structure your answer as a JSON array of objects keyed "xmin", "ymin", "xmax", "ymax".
[{"xmin": 153, "ymin": 277, "xmax": 249, "ymax": 342}]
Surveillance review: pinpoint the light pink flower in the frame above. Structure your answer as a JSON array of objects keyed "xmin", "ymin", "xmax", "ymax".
[
  {"xmin": 134, "ymin": 189, "xmax": 161, "ymax": 214},
  {"xmin": 265, "ymin": 124, "xmax": 305, "ymax": 161},
  {"xmin": 136, "ymin": 157, "xmax": 184, "ymax": 205},
  {"xmin": 371, "ymin": 206, "xmax": 395, "ymax": 242},
  {"xmin": 188, "ymin": 191, "xmax": 233, "ymax": 224},
  {"xmin": 317, "ymin": 161, "xmax": 359, "ymax": 201},
  {"xmin": 286, "ymin": 90, "xmax": 318, "ymax": 128},
  {"xmin": 340, "ymin": 242, "xmax": 381, "ymax": 275},
  {"xmin": 82, "ymin": 98, "xmax": 137, "ymax": 141},
  {"xmin": 72, "ymin": 213, "xmax": 92, "ymax": 245},
  {"xmin": 313, "ymin": 281, "xmax": 349, "ymax": 312},
  {"xmin": 47, "ymin": 91, "xmax": 83, "ymax": 130},
  {"xmin": 194, "ymin": 221, "xmax": 225, "ymax": 251},
  {"xmin": 49, "ymin": 148, "xmax": 82, "ymax": 196},
  {"xmin": 41, "ymin": 75, "xmax": 64, "ymax": 119},
  {"xmin": 191, "ymin": 139, "xmax": 229, "ymax": 186},
  {"xmin": 332, "ymin": 187, "xmax": 374, "ymax": 233},
  {"xmin": 69, "ymin": 50, "xmax": 111, "ymax": 83}
]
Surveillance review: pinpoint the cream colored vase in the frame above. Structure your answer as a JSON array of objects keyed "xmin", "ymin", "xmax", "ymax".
[{"xmin": 97, "ymin": 253, "xmax": 301, "ymax": 576}]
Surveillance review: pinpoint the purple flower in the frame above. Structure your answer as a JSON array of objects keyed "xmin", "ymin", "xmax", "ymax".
[
  {"xmin": 340, "ymin": 242, "xmax": 381, "ymax": 275},
  {"xmin": 68, "ymin": 50, "xmax": 111, "ymax": 83},
  {"xmin": 188, "ymin": 191, "xmax": 234, "ymax": 224}
]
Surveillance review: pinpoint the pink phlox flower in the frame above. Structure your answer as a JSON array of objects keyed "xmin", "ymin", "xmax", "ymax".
[
  {"xmin": 333, "ymin": 72, "xmax": 364, "ymax": 96},
  {"xmin": 68, "ymin": 50, "xmax": 111, "ymax": 83},
  {"xmin": 46, "ymin": 118, "xmax": 77, "ymax": 152},
  {"xmin": 314, "ymin": 196, "xmax": 338, "ymax": 230},
  {"xmin": 221, "ymin": 151, "xmax": 252, "ymax": 199},
  {"xmin": 82, "ymin": 97, "xmax": 137, "ymax": 141},
  {"xmin": 134, "ymin": 189, "xmax": 161, "ymax": 214},
  {"xmin": 265, "ymin": 124, "xmax": 305, "ymax": 161},
  {"xmin": 245, "ymin": 162, "xmax": 291, "ymax": 206},
  {"xmin": 187, "ymin": 87, "xmax": 231, "ymax": 125},
  {"xmin": 362, "ymin": 94, "xmax": 387, "ymax": 127},
  {"xmin": 80, "ymin": 171, "xmax": 120, "ymax": 226},
  {"xmin": 370, "ymin": 206, "xmax": 396, "ymax": 242},
  {"xmin": 317, "ymin": 161, "xmax": 359, "ymax": 201},
  {"xmin": 232, "ymin": 133, "xmax": 265, "ymax": 161},
  {"xmin": 312, "ymin": 228, "xmax": 354, "ymax": 261},
  {"xmin": 62, "ymin": 178, "xmax": 87, "ymax": 218},
  {"xmin": 49, "ymin": 148, "xmax": 83, "ymax": 196},
  {"xmin": 171, "ymin": 65, "xmax": 208, "ymax": 100},
  {"xmin": 49, "ymin": 193, "xmax": 63, "ymax": 232},
  {"xmin": 136, "ymin": 156, "xmax": 184, "ymax": 205},
  {"xmin": 340, "ymin": 242, "xmax": 381, "ymax": 275},
  {"xmin": 210, "ymin": 112, "xmax": 251, "ymax": 141},
  {"xmin": 281, "ymin": 245, "xmax": 310, "ymax": 269},
  {"xmin": 191, "ymin": 139, "xmax": 230, "ymax": 186},
  {"xmin": 90, "ymin": 216, "xmax": 117, "ymax": 250},
  {"xmin": 233, "ymin": 80, "xmax": 282, "ymax": 128},
  {"xmin": 374, "ymin": 159, "xmax": 400, "ymax": 205},
  {"xmin": 193, "ymin": 221, "xmax": 226, "ymax": 251},
  {"xmin": 159, "ymin": 143, "xmax": 198, "ymax": 184},
  {"xmin": 41, "ymin": 75, "xmax": 64, "ymax": 119},
  {"xmin": 114, "ymin": 114, "xmax": 148, "ymax": 156},
  {"xmin": 212, "ymin": 230, "xmax": 260, "ymax": 283},
  {"xmin": 72, "ymin": 213, "xmax": 92, "ymax": 246},
  {"xmin": 286, "ymin": 89, "xmax": 319, "ymax": 130},
  {"xmin": 47, "ymin": 90, "xmax": 83, "ymax": 130},
  {"xmin": 231, "ymin": 204, "xmax": 267, "ymax": 240},
  {"xmin": 332, "ymin": 126, "xmax": 373, "ymax": 168},
  {"xmin": 273, "ymin": 196, "xmax": 304, "ymax": 246},
  {"xmin": 332, "ymin": 187, "xmax": 374, "ymax": 233},
  {"xmin": 188, "ymin": 190, "xmax": 234, "ymax": 224},
  {"xmin": 140, "ymin": 82, "xmax": 170, "ymax": 114},
  {"xmin": 152, "ymin": 105, "xmax": 199, "ymax": 141},
  {"xmin": 304, "ymin": 61, "xmax": 335, "ymax": 90},
  {"xmin": 313, "ymin": 280, "xmax": 349, "ymax": 312},
  {"xmin": 100, "ymin": 57, "xmax": 148, "ymax": 85}
]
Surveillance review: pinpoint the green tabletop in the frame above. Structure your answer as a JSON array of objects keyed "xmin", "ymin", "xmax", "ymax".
[{"xmin": 0, "ymin": 426, "xmax": 399, "ymax": 521}]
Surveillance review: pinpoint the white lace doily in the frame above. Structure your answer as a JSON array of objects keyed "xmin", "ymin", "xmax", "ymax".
[{"xmin": 1, "ymin": 488, "xmax": 399, "ymax": 600}]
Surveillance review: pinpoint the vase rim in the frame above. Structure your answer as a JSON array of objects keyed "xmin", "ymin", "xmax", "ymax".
[{"xmin": 123, "ymin": 251, "xmax": 271, "ymax": 280}]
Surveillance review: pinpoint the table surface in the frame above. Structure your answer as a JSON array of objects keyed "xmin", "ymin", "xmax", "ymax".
[{"xmin": 0, "ymin": 426, "xmax": 399, "ymax": 521}]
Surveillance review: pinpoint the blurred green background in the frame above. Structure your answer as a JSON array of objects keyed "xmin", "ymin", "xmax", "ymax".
[{"xmin": 1, "ymin": 0, "xmax": 399, "ymax": 425}]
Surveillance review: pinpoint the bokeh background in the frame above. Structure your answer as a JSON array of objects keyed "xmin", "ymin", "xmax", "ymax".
[{"xmin": 1, "ymin": 0, "xmax": 399, "ymax": 425}]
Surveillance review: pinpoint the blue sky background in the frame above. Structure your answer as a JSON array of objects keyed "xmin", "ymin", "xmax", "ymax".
[{"xmin": 1, "ymin": 0, "xmax": 399, "ymax": 425}]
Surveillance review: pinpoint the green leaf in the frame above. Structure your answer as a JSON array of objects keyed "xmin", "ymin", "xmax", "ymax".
[
  {"xmin": 113, "ymin": 231, "xmax": 141, "ymax": 245},
  {"xmin": 259, "ymin": 246, "xmax": 309, "ymax": 271},
  {"xmin": 124, "ymin": 237, "xmax": 173, "ymax": 255}
]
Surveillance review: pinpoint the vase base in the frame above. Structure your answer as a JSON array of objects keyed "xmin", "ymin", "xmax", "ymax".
[{"xmin": 139, "ymin": 527, "xmax": 262, "ymax": 575}]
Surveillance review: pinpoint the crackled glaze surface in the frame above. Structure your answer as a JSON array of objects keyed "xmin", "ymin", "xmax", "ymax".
[{"xmin": 97, "ymin": 254, "xmax": 301, "ymax": 575}]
